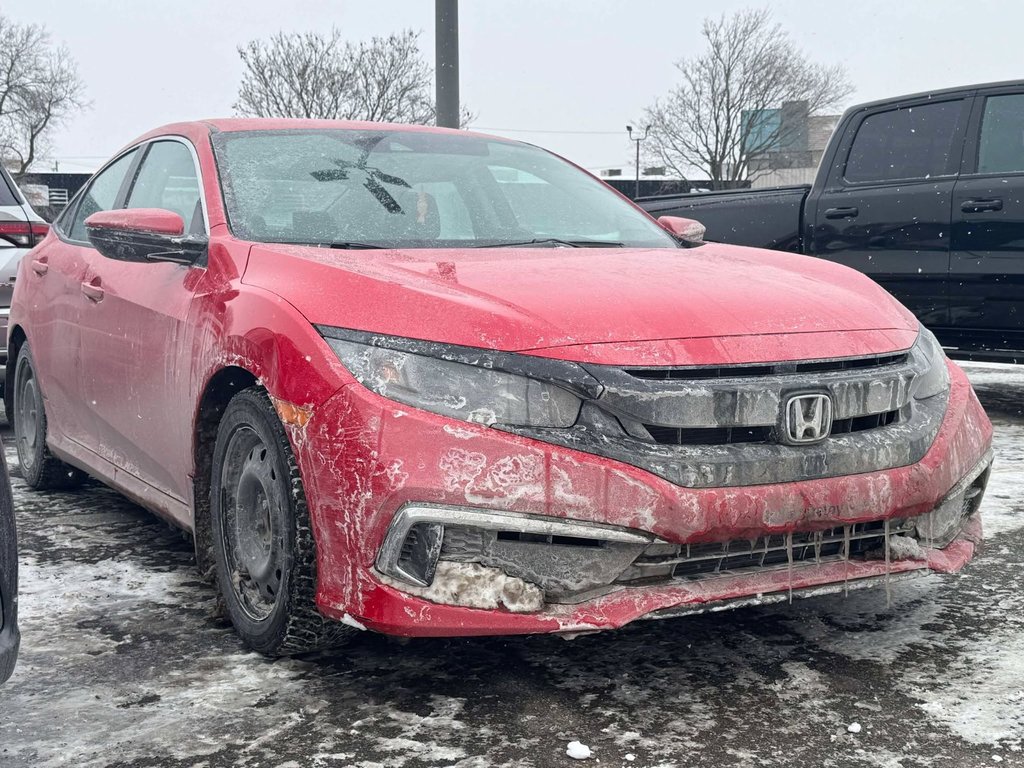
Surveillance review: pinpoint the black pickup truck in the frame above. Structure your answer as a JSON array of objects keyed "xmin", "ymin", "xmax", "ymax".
[{"xmin": 639, "ymin": 81, "xmax": 1024, "ymax": 362}]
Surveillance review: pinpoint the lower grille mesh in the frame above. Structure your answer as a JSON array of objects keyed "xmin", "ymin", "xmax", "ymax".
[{"xmin": 617, "ymin": 520, "xmax": 917, "ymax": 584}]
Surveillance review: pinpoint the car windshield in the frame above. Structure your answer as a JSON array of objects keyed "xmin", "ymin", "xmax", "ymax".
[{"xmin": 212, "ymin": 129, "xmax": 678, "ymax": 248}]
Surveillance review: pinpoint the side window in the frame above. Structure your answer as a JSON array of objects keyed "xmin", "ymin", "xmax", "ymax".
[
  {"xmin": 126, "ymin": 141, "xmax": 204, "ymax": 234},
  {"xmin": 0, "ymin": 168, "xmax": 19, "ymax": 206},
  {"xmin": 977, "ymin": 94, "xmax": 1024, "ymax": 174},
  {"xmin": 68, "ymin": 149, "xmax": 139, "ymax": 242},
  {"xmin": 844, "ymin": 101, "xmax": 962, "ymax": 183}
]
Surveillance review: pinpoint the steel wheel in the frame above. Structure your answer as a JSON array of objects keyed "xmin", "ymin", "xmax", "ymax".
[
  {"xmin": 217, "ymin": 425, "xmax": 286, "ymax": 621},
  {"xmin": 13, "ymin": 355, "xmax": 41, "ymax": 476},
  {"xmin": 209, "ymin": 387, "xmax": 354, "ymax": 655},
  {"xmin": 11, "ymin": 343, "xmax": 85, "ymax": 491}
]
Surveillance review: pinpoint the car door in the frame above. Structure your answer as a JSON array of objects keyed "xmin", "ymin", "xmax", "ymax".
[
  {"xmin": 23, "ymin": 148, "xmax": 140, "ymax": 448},
  {"xmin": 77, "ymin": 138, "xmax": 206, "ymax": 503},
  {"xmin": 807, "ymin": 97, "xmax": 972, "ymax": 330},
  {"xmin": 950, "ymin": 89, "xmax": 1024, "ymax": 356}
]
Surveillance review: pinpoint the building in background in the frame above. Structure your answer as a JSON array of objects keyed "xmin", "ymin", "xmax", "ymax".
[{"xmin": 743, "ymin": 100, "xmax": 839, "ymax": 188}]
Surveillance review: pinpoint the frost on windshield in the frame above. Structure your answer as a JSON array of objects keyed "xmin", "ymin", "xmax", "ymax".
[{"xmin": 212, "ymin": 128, "xmax": 677, "ymax": 249}]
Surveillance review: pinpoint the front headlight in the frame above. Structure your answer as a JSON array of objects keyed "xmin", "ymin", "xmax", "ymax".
[
  {"xmin": 910, "ymin": 326, "xmax": 950, "ymax": 400},
  {"xmin": 322, "ymin": 334, "xmax": 583, "ymax": 428}
]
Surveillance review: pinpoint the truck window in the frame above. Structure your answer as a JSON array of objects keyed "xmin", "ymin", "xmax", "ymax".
[
  {"xmin": 977, "ymin": 94, "xmax": 1024, "ymax": 174},
  {"xmin": 844, "ymin": 101, "xmax": 962, "ymax": 183}
]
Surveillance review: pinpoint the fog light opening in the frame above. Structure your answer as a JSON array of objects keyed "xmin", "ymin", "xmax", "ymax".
[{"xmin": 395, "ymin": 522, "xmax": 444, "ymax": 587}]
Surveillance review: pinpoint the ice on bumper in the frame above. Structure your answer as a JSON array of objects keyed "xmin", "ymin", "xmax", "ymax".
[
  {"xmin": 373, "ymin": 447, "xmax": 992, "ymax": 616},
  {"xmin": 382, "ymin": 561, "xmax": 545, "ymax": 613}
]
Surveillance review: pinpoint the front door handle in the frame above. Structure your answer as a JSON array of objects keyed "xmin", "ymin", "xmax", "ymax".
[
  {"xmin": 961, "ymin": 198, "xmax": 1003, "ymax": 213},
  {"xmin": 31, "ymin": 257, "xmax": 48, "ymax": 276},
  {"xmin": 824, "ymin": 206, "xmax": 859, "ymax": 219},
  {"xmin": 81, "ymin": 278, "xmax": 104, "ymax": 302}
]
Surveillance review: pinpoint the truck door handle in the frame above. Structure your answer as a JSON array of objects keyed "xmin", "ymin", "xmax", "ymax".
[
  {"xmin": 961, "ymin": 198, "xmax": 1003, "ymax": 213},
  {"xmin": 824, "ymin": 207, "xmax": 859, "ymax": 219},
  {"xmin": 81, "ymin": 278, "xmax": 104, "ymax": 302},
  {"xmin": 31, "ymin": 257, "xmax": 48, "ymax": 276}
]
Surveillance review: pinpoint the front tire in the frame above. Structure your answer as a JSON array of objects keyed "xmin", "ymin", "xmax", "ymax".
[
  {"xmin": 210, "ymin": 387, "xmax": 353, "ymax": 656},
  {"xmin": 12, "ymin": 344, "xmax": 86, "ymax": 490}
]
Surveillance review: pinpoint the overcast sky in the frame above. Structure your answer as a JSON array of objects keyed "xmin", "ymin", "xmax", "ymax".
[{"xmin": 4, "ymin": 0, "xmax": 1022, "ymax": 173}]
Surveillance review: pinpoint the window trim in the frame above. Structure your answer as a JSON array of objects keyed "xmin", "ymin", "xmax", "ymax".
[
  {"xmin": 838, "ymin": 97, "xmax": 971, "ymax": 187},
  {"xmin": 960, "ymin": 88, "xmax": 1024, "ymax": 179},
  {"xmin": 55, "ymin": 135, "xmax": 209, "ymax": 247}
]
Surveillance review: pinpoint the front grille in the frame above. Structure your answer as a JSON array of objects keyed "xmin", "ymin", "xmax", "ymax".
[
  {"xmin": 626, "ymin": 352, "xmax": 909, "ymax": 381},
  {"xmin": 644, "ymin": 407, "xmax": 901, "ymax": 446},
  {"xmin": 645, "ymin": 425, "xmax": 773, "ymax": 446},
  {"xmin": 830, "ymin": 408, "xmax": 900, "ymax": 435},
  {"xmin": 617, "ymin": 520, "xmax": 916, "ymax": 584}
]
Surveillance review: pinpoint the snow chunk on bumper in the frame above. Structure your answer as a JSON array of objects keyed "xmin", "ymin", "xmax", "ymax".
[{"xmin": 389, "ymin": 561, "xmax": 544, "ymax": 613}]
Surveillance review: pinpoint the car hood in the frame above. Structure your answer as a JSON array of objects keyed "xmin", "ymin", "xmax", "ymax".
[{"xmin": 242, "ymin": 242, "xmax": 920, "ymax": 365}]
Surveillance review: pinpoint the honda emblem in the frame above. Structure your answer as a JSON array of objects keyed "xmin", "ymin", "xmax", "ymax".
[{"xmin": 785, "ymin": 394, "xmax": 833, "ymax": 444}]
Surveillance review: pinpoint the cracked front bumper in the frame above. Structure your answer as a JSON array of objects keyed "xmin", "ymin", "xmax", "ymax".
[{"xmin": 294, "ymin": 361, "xmax": 993, "ymax": 637}]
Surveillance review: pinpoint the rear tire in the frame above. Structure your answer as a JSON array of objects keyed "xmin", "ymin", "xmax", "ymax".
[
  {"xmin": 210, "ymin": 387, "xmax": 354, "ymax": 656},
  {"xmin": 12, "ymin": 344, "xmax": 87, "ymax": 490}
]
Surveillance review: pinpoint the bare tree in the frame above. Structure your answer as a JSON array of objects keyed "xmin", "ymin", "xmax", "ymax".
[
  {"xmin": 236, "ymin": 29, "xmax": 470, "ymax": 126},
  {"xmin": 0, "ymin": 15, "xmax": 88, "ymax": 174},
  {"xmin": 642, "ymin": 8, "xmax": 852, "ymax": 187}
]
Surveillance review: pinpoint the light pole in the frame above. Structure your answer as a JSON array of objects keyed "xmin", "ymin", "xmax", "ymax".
[
  {"xmin": 626, "ymin": 125, "xmax": 650, "ymax": 200},
  {"xmin": 435, "ymin": 0, "xmax": 460, "ymax": 128}
]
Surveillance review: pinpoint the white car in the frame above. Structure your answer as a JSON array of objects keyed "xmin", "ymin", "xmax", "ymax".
[{"xmin": 0, "ymin": 166, "xmax": 48, "ymax": 396}]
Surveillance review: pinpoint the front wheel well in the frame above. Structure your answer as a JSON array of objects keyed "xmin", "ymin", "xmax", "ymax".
[{"xmin": 192, "ymin": 366, "xmax": 259, "ymax": 581}]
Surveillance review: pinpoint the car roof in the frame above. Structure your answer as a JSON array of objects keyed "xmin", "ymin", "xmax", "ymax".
[
  {"xmin": 848, "ymin": 79, "xmax": 1024, "ymax": 113},
  {"xmin": 131, "ymin": 118, "xmax": 509, "ymax": 147}
]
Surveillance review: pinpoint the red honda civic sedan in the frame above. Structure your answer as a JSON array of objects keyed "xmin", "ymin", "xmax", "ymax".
[{"xmin": 7, "ymin": 120, "xmax": 993, "ymax": 655}]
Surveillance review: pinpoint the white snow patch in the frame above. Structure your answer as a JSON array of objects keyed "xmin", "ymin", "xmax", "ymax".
[
  {"xmin": 382, "ymin": 561, "xmax": 544, "ymax": 613},
  {"xmin": 909, "ymin": 630, "xmax": 1024, "ymax": 745},
  {"xmin": 887, "ymin": 535, "xmax": 927, "ymax": 561},
  {"xmin": 566, "ymin": 740, "xmax": 592, "ymax": 760},
  {"xmin": 847, "ymin": 722, "xmax": 862, "ymax": 734},
  {"xmin": 978, "ymin": 423, "xmax": 1024, "ymax": 536},
  {"xmin": 441, "ymin": 424, "xmax": 479, "ymax": 440},
  {"xmin": 341, "ymin": 614, "xmax": 367, "ymax": 631}
]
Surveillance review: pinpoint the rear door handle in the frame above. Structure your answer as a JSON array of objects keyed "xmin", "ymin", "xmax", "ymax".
[
  {"xmin": 824, "ymin": 207, "xmax": 859, "ymax": 219},
  {"xmin": 31, "ymin": 257, "xmax": 48, "ymax": 276},
  {"xmin": 961, "ymin": 198, "xmax": 1003, "ymax": 213},
  {"xmin": 81, "ymin": 278, "xmax": 104, "ymax": 302}
]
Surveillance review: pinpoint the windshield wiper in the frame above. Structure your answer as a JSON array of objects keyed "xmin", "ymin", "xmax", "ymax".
[
  {"xmin": 325, "ymin": 241, "xmax": 388, "ymax": 250},
  {"xmin": 474, "ymin": 238, "xmax": 624, "ymax": 248}
]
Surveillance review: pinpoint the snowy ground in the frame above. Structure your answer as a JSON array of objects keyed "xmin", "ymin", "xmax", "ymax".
[{"xmin": 1, "ymin": 363, "xmax": 1022, "ymax": 768}]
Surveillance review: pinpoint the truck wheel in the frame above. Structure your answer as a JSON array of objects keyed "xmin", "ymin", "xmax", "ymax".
[
  {"xmin": 12, "ymin": 344, "xmax": 86, "ymax": 490},
  {"xmin": 210, "ymin": 387, "xmax": 354, "ymax": 656}
]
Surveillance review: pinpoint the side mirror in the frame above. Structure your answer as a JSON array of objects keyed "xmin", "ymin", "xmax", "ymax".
[
  {"xmin": 657, "ymin": 215, "xmax": 706, "ymax": 244},
  {"xmin": 85, "ymin": 208, "xmax": 207, "ymax": 265}
]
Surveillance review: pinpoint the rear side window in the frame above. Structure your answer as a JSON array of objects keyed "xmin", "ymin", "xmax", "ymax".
[
  {"xmin": 844, "ymin": 101, "xmax": 962, "ymax": 183},
  {"xmin": 68, "ymin": 149, "xmax": 139, "ymax": 242},
  {"xmin": 0, "ymin": 170, "xmax": 19, "ymax": 206},
  {"xmin": 977, "ymin": 94, "xmax": 1024, "ymax": 174}
]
